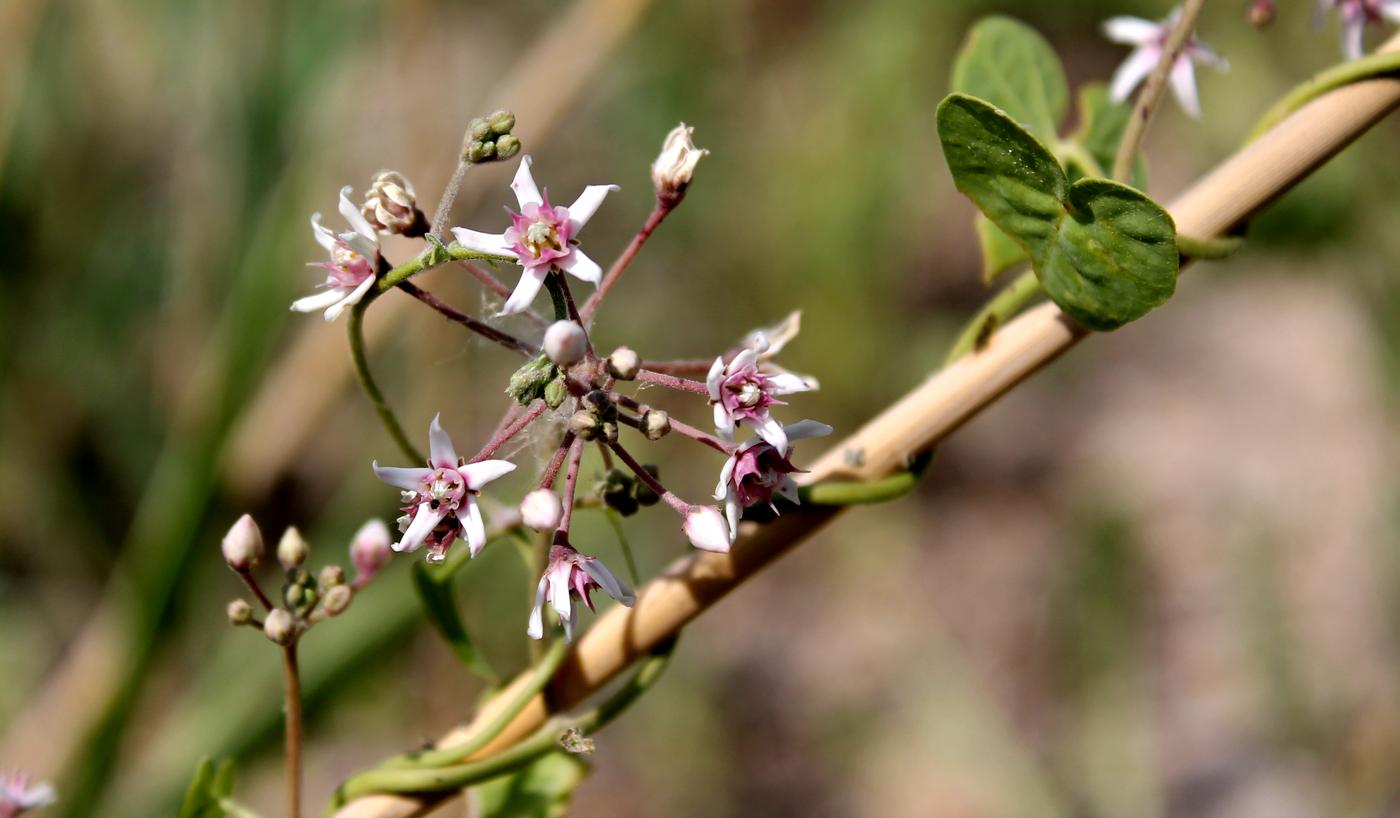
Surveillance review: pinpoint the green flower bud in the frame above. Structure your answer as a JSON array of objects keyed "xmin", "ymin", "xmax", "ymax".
[
  {"xmin": 544, "ymin": 378, "xmax": 568, "ymax": 410},
  {"xmin": 487, "ymin": 110, "xmax": 516, "ymax": 135},
  {"xmin": 569, "ymin": 411, "xmax": 601, "ymax": 441},
  {"xmin": 506, "ymin": 353, "xmax": 558, "ymax": 406},
  {"xmin": 277, "ymin": 526, "xmax": 310, "ymax": 571},
  {"xmin": 469, "ymin": 117, "xmax": 492, "ymax": 142},
  {"xmin": 495, "ymin": 134, "xmax": 521, "ymax": 160}
]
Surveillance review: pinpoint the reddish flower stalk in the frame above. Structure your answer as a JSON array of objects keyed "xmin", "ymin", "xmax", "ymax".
[
  {"xmin": 579, "ymin": 200, "xmax": 671, "ymax": 321},
  {"xmin": 639, "ymin": 358, "xmax": 714, "ymax": 375},
  {"xmin": 539, "ymin": 431, "xmax": 577, "ymax": 490},
  {"xmin": 608, "ymin": 441, "xmax": 688, "ymax": 515},
  {"xmin": 635, "ymin": 368, "xmax": 709, "ymax": 396},
  {"xmin": 470, "ymin": 401, "xmax": 548, "ymax": 463},
  {"xmin": 396, "ymin": 280, "xmax": 538, "ymax": 357},
  {"xmin": 557, "ymin": 437, "xmax": 586, "ymax": 537},
  {"xmin": 457, "ymin": 260, "xmax": 548, "ymax": 326},
  {"xmin": 613, "ymin": 394, "xmax": 733, "ymax": 454}
]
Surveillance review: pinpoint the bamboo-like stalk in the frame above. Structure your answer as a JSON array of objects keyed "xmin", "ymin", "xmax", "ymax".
[{"xmin": 332, "ymin": 33, "xmax": 1400, "ymax": 818}]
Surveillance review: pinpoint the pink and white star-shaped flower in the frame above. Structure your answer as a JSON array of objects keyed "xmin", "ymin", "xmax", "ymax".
[
  {"xmin": 527, "ymin": 543, "xmax": 635, "ymax": 641},
  {"xmin": 451, "ymin": 156, "xmax": 618, "ymax": 316},
  {"xmin": 372, "ymin": 415, "xmax": 516, "ymax": 562},
  {"xmin": 714, "ymin": 420, "xmax": 831, "ymax": 538},
  {"xmin": 1103, "ymin": 8, "xmax": 1229, "ymax": 118},
  {"xmin": 707, "ymin": 346, "xmax": 814, "ymax": 451},
  {"xmin": 291, "ymin": 186, "xmax": 382, "ymax": 321},
  {"xmin": 0, "ymin": 772, "xmax": 55, "ymax": 818},
  {"xmin": 1319, "ymin": 0, "xmax": 1400, "ymax": 58}
]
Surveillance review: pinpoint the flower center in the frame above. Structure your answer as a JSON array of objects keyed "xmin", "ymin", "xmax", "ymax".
[
  {"xmin": 331, "ymin": 243, "xmax": 364, "ymax": 271},
  {"xmin": 422, "ymin": 468, "xmax": 466, "ymax": 507},
  {"xmin": 524, "ymin": 220, "xmax": 561, "ymax": 257},
  {"xmin": 735, "ymin": 380, "xmax": 764, "ymax": 408}
]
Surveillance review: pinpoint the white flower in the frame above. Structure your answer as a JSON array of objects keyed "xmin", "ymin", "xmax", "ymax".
[
  {"xmin": 1103, "ymin": 8, "xmax": 1229, "ymax": 118},
  {"xmin": 683, "ymin": 505, "xmax": 732, "ymax": 553},
  {"xmin": 527, "ymin": 544, "xmax": 635, "ymax": 641},
  {"xmin": 0, "ymin": 771, "xmax": 56, "ymax": 816},
  {"xmin": 291, "ymin": 186, "xmax": 382, "ymax": 321},
  {"xmin": 706, "ymin": 347, "xmax": 813, "ymax": 451},
  {"xmin": 715, "ymin": 420, "xmax": 832, "ymax": 538},
  {"xmin": 651, "ymin": 122, "xmax": 708, "ymax": 198},
  {"xmin": 1318, "ymin": 0, "xmax": 1400, "ymax": 59},
  {"xmin": 451, "ymin": 156, "xmax": 618, "ymax": 316},
  {"xmin": 372, "ymin": 415, "xmax": 517, "ymax": 562}
]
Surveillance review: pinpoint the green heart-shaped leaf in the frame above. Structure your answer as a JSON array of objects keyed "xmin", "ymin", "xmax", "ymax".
[
  {"xmin": 951, "ymin": 16, "xmax": 1069, "ymax": 146},
  {"xmin": 938, "ymin": 94, "xmax": 1177, "ymax": 330}
]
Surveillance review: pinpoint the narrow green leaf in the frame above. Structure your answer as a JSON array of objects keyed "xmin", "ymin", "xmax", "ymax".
[
  {"xmin": 938, "ymin": 94, "xmax": 1177, "ymax": 330},
  {"xmin": 411, "ymin": 562, "xmax": 499, "ymax": 683},
  {"xmin": 951, "ymin": 16, "xmax": 1069, "ymax": 145},
  {"xmin": 975, "ymin": 214, "xmax": 1029, "ymax": 284},
  {"xmin": 474, "ymin": 752, "xmax": 590, "ymax": 818}
]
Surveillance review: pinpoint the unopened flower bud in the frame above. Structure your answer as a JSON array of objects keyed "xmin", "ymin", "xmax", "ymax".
[
  {"xmin": 651, "ymin": 123, "xmax": 708, "ymax": 202},
  {"xmin": 606, "ymin": 347, "xmax": 640, "ymax": 380},
  {"xmin": 350, "ymin": 519, "xmax": 393, "ymax": 585},
  {"xmin": 361, "ymin": 170, "xmax": 425, "ymax": 236},
  {"xmin": 319, "ymin": 564, "xmax": 347, "ymax": 589},
  {"xmin": 222, "ymin": 514, "xmax": 264, "ymax": 571},
  {"xmin": 569, "ymin": 411, "xmax": 601, "ymax": 440},
  {"xmin": 468, "ymin": 117, "xmax": 492, "ymax": 142},
  {"xmin": 321, "ymin": 584, "xmax": 353, "ymax": 616},
  {"xmin": 543, "ymin": 320, "xmax": 588, "ymax": 366},
  {"xmin": 495, "ymin": 134, "xmax": 521, "ymax": 160},
  {"xmin": 642, "ymin": 410, "xmax": 670, "ymax": 440},
  {"xmin": 277, "ymin": 527, "xmax": 310, "ymax": 571},
  {"xmin": 227, "ymin": 599, "xmax": 254, "ymax": 626},
  {"xmin": 582, "ymin": 390, "xmax": 615, "ymax": 420},
  {"xmin": 264, "ymin": 609, "xmax": 295, "ymax": 645},
  {"xmin": 601, "ymin": 420, "xmax": 619, "ymax": 444},
  {"xmin": 544, "ymin": 378, "xmax": 568, "ymax": 410},
  {"xmin": 683, "ymin": 505, "xmax": 731, "ymax": 553},
  {"xmin": 487, "ymin": 109, "xmax": 516, "ymax": 135},
  {"xmin": 464, "ymin": 140, "xmax": 495, "ymax": 163},
  {"xmin": 1248, "ymin": 0, "xmax": 1275, "ymax": 27},
  {"xmin": 521, "ymin": 489, "xmax": 563, "ymax": 531}
]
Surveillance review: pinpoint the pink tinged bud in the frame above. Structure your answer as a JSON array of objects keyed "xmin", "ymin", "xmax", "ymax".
[
  {"xmin": 0, "ymin": 772, "xmax": 56, "ymax": 815},
  {"xmin": 226, "ymin": 599, "xmax": 254, "ymax": 626},
  {"xmin": 277, "ymin": 527, "xmax": 310, "ymax": 571},
  {"xmin": 521, "ymin": 489, "xmax": 563, "ymax": 531},
  {"xmin": 350, "ymin": 518, "xmax": 393, "ymax": 585},
  {"xmin": 222, "ymin": 514, "xmax": 264, "ymax": 571},
  {"xmin": 651, "ymin": 123, "xmax": 708, "ymax": 199},
  {"xmin": 543, "ymin": 320, "xmax": 588, "ymax": 366},
  {"xmin": 263, "ymin": 609, "xmax": 296, "ymax": 645},
  {"xmin": 683, "ymin": 505, "xmax": 731, "ymax": 553}
]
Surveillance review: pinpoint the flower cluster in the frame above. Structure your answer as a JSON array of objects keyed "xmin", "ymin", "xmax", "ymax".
[{"xmin": 285, "ymin": 123, "xmax": 829, "ymax": 642}]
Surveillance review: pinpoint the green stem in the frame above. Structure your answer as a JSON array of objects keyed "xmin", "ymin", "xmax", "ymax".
[
  {"xmin": 1249, "ymin": 49, "xmax": 1400, "ymax": 141},
  {"xmin": 347, "ymin": 300, "xmax": 422, "ymax": 463},
  {"xmin": 800, "ymin": 464, "xmax": 927, "ymax": 508},
  {"xmin": 1177, "ymin": 233, "xmax": 1245, "ymax": 261},
  {"xmin": 944, "ymin": 270, "xmax": 1042, "ymax": 365},
  {"xmin": 1112, "ymin": 0, "xmax": 1208, "ymax": 182},
  {"xmin": 380, "ymin": 639, "xmax": 570, "ymax": 769},
  {"xmin": 331, "ymin": 639, "xmax": 677, "ymax": 805},
  {"xmin": 603, "ymin": 509, "xmax": 641, "ymax": 586}
]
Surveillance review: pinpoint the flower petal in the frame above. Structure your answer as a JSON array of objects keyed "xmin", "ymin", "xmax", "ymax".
[
  {"xmin": 372, "ymin": 462, "xmax": 432, "ymax": 491},
  {"xmin": 310, "ymin": 213, "xmax": 337, "ymax": 252},
  {"xmin": 684, "ymin": 505, "xmax": 731, "ymax": 552},
  {"xmin": 714, "ymin": 454, "xmax": 738, "ymax": 500},
  {"xmin": 784, "ymin": 419, "xmax": 834, "ymax": 442},
  {"xmin": 398, "ymin": 504, "xmax": 447, "ymax": 553},
  {"xmin": 766, "ymin": 372, "xmax": 813, "ymax": 396},
  {"xmin": 580, "ymin": 557, "xmax": 635, "ymax": 606},
  {"xmin": 339, "ymin": 186, "xmax": 379, "ymax": 243},
  {"xmin": 322, "ymin": 275, "xmax": 375, "ymax": 322},
  {"xmin": 340, "ymin": 229, "xmax": 378, "ymax": 261},
  {"xmin": 451, "ymin": 227, "xmax": 516, "ymax": 257},
  {"xmin": 713, "ymin": 402, "xmax": 734, "ymax": 439},
  {"xmin": 745, "ymin": 310, "xmax": 802, "ymax": 357},
  {"xmin": 462, "ymin": 496, "xmax": 487, "ymax": 557},
  {"xmin": 428, "ymin": 413, "xmax": 458, "ymax": 468},
  {"xmin": 724, "ymin": 491, "xmax": 741, "ymax": 538},
  {"xmin": 1109, "ymin": 46, "xmax": 1160, "ymax": 104},
  {"xmin": 527, "ymin": 576, "xmax": 549, "ymax": 639},
  {"xmin": 511, "ymin": 155, "xmax": 543, "ymax": 209},
  {"xmin": 1169, "ymin": 55, "xmax": 1201, "ymax": 117},
  {"xmin": 291, "ymin": 287, "xmax": 348, "ymax": 314},
  {"xmin": 567, "ymin": 184, "xmax": 620, "ymax": 232},
  {"xmin": 460, "ymin": 458, "xmax": 517, "ymax": 488},
  {"xmin": 752, "ymin": 414, "xmax": 788, "ymax": 452},
  {"xmin": 1342, "ymin": 14, "xmax": 1365, "ymax": 59},
  {"xmin": 1102, "ymin": 16, "xmax": 1160, "ymax": 45},
  {"xmin": 706, "ymin": 356, "xmax": 725, "ymax": 401},
  {"xmin": 557, "ymin": 248, "xmax": 602, "ymax": 284},
  {"xmin": 498, "ymin": 267, "xmax": 548, "ymax": 316}
]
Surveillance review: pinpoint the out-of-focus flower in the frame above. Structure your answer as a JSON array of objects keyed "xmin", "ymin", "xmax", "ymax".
[
  {"xmin": 683, "ymin": 505, "xmax": 731, "ymax": 553},
  {"xmin": 277, "ymin": 527, "xmax": 310, "ymax": 571},
  {"xmin": 361, "ymin": 170, "xmax": 426, "ymax": 236},
  {"xmin": 1103, "ymin": 9, "xmax": 1229, "ymax": 117},
  {"xmin": 651, "ymin": 123, "xmax": 708, "ymax": 201},
  {"xmin": 349, "ymin": 519, "xmax": 393, "ymax": 587},
  {"xmin": 715, "ymin": 420, "xmax": 832, "ymax": 537},
  {"xmin": 373, "ymin": 415, "xmax": 517, "ymax": 562},
  {"xmin": 0, "ymin": 772, "xmax": 55, "ymax": 817},
  {"xmin": 527, "ymin": 544, "xmax": 634, "ymax": 641},
  {"xmin": 221, "ymin": 513, "xmax": 264, "ymax": 571},
  {"xmin": 707, "ymin": 348, "xmax": 814, "ymax": 451},
  {"xmin": 451, "ymin": 156, "xmax": 618, "ymax": 315},
  {"xmin": 263, "ymin": 609, "xmax": 296, "ymax": 645},
  {"xmin": 291, "ymin": 187, "xmax": 382, "ymax": 321},
  {"xmin": 521, "ymin": 488, "xmax": 563, "ymax": 532},
  {"xmin": 1318, "ymin": 0, "xmax": 1400, "ymax": 58}
]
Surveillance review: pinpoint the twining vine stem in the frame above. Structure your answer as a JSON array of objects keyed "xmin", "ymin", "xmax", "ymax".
[{"xmin": 1112, "ymin": 0, "xmax": 1208, "ymax": 182}]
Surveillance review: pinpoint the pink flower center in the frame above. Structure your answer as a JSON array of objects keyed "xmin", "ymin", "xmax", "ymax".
[
  {"xmin": 718, "ymin": 364, "xmax": 779, "ymax": 421},
  {"xmin": 420, "ymin": 467, "xmax": 467, "ymax": 509},
  {"xmin": 505, "ymin": 196, "xmax": 574, "ymax": 271},
  {"xmin": 730, "ymin": 442, "xmax": 799, "ymax": 508}
]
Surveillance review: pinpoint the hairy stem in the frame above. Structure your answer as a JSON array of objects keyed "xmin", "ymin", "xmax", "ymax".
[
  {"xmin": 1112, "ymin": 0, "xmax": 1208, "ymax": 183},
  {"xmin": 580, "ymin": 200, "xmax": 671, "ymax": 321},
  {"xmin": 430, "ymin": 161, "xmax": 472, "ymax": 240},
  {"xmin": 638, "ymin": 358, "xmax": 714, "ymax": 375},
  {"xmin": 635, "ymin": 368, "xmax": 709, "ymax": 396},
  {"xmin": 557, "ymin": 437, "xmax": 586, "ymax": 538},
  {"xmin": 397, "ymin": 281, "xmax": 537, "ymax": 357}
]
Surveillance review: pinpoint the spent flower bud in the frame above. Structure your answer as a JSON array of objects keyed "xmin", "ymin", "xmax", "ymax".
[
  {"xmin": 319, "ymin": 564, "xmax": 347, "ymax": 589},
  {"xmin": 277, "ymin": 527, "xmax": 310, "ymax": 571},
  {"xmin": 226, "ymin": 599, "xmax": 254, "ymax": 626},
  {"xmin": 606, "ymin": 346, "xmax": 640, "ymax": 380},
  {"xmin": 521, "ymin": 488, "xmax": 564, "ymax": 531},
  {"xmin": 543, "ymin": 320, "xmax": 588, "ymax": 366},
  {"xmin": 222, "ymin": 514, "xmax": 264, "ymax": 571},
  {"xmin": 569, "ymin": 411, "xmax": 601, "ymax": 440},
  {"xmin": 642, "ymin": 410, "xmax": 671, "ymax": 440},
  {"xmin": 361, "ymin": 170, "xmax": 426, "ymax": 236},
  {"xmin": 651, "ymin": 123, "xmax": 708, "ymax": 202},
  {"xmin": 264, "ymin": 609, "xmax": 296, "ymax": 645}
]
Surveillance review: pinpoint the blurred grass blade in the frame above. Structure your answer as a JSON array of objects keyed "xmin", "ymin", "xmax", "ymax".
[{"xmin": 412, "ymin": 561, "xmax": 500, "ymax": 684}]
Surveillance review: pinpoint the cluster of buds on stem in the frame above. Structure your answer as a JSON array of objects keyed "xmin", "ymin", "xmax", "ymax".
[
  {"xmin": 219, "ymin": 514, "xmax": 391, "ymax": 646},
  {"xmin": 462, "ymin": 109, "xmax": 521, "ymax": 164}
]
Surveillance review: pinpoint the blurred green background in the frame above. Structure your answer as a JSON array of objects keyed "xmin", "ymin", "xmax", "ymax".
[{"xmin": 5, "ymin": 0, "xmax": 1400, "ymax": 815}]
